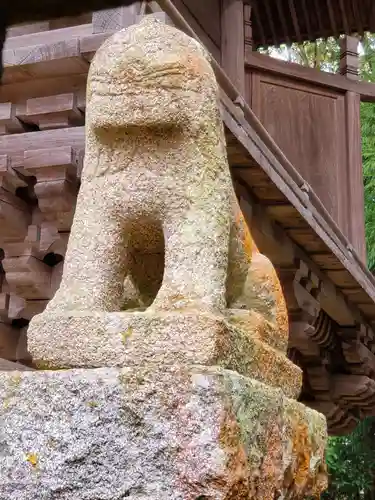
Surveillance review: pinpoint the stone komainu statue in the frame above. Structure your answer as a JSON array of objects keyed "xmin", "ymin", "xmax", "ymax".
[
  {"xmin": 23, "ymin": 21, "xmax": 326, "ymax": 499},
  {"xmin": 28, "ymin": 16, "xmax": 288, "ymax": 365},
  {"xmin": 45, "ymin": 16, "xmax": 251, "ymax": 314}
]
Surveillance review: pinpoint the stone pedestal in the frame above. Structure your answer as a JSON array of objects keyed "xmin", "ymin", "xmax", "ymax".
[
  {"xmin": 28, "ymin": 310, "xmax": 302, "ymax": 400},
  {"xmin": 0, "ymin": 364, "xmax": 326, "ymax": 499}
]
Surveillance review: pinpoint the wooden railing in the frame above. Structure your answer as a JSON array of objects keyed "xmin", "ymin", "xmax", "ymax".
[{"xmin": 244, "ymin": 51, "xmax": 369, "ymax": 263}]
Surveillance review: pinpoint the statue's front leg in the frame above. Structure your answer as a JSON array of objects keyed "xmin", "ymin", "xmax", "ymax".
[
  {"xmin": 46, "ymin": 182, "xmax": 128, "ymax": 313},
  {"xmin": 151, "ymin": 200, "xmax": 231, "ymax": 313}
]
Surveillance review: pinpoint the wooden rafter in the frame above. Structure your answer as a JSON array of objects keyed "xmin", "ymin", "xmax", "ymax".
[
  {"xmin": 301, "ymin": 0, "xmax": 313, "ymax": 40},
  {"xmin": 370, "ymin": 0, "xmax": 375, "ymax": 32},
  {"xmin": 313, "ymin": 0, "xmax": 325, "ymax": 38},
  {"xmin": 339, "ymin": 0, "xmax": 350, "ymax": 34},
  {"xmin": 276, "ymin": 0, "xmax": 290, "ymax": 44},
  {"xmin": 249, "ymin": 0, "xmax": 374, "ymax": 47},
  {"xmin": 252, "ymin": 0, "xmax": 266, "ymax": 47},
  {"xmin": 326, "ymin": 0, "xmax": 338, "ymax": 38},
  {"xmin": 352, "ymin": 0, "xmax": 364, "ymax": 36},
  {"xmin": 288, "ymin": 0, "xmax": 302, "ymax": 42},
  {"xmin": 263, "ymin": 0, "xmax": 278, "ymax": 46}
]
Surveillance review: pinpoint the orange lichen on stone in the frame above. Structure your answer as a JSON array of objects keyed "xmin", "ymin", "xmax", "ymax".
[
  {"xmin": 292, "ymin": 421, "xmax": 311, "ymax": 488},
  {"xmin": 255, "ymin": 419, "xmax": 284, "ymax": 500},
  {"xmin": 232, "ymin": 205, "xmax": 289, "ymax": 352},
  {"xmin": 218, "ymin": 408, "xmax": 250, "ymax": 498},
  {"xmin": 285, "ymin": 410, "xmax": 327, "ymax": 498},
  {"xmin": 235, "ymin": 207, "xmax": 253, "ymax": 261},
  {"xmin": 248, "ymin": 252, "xmax": 289, "ymax": 349}
]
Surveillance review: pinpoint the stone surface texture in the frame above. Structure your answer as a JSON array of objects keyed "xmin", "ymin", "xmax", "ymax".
[
  {"xmin": 14, "ymin": 15, "xmax": 328, "ymax": 499},
  {"xmin": 0, "ymin": 366, "xmax": 327, "ymax": 500}
]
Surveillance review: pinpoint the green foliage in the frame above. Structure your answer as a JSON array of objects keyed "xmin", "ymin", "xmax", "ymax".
[
  {"xmin": 362, "ymin": 100, "xmax": 375, "ymax": 271},
  {"xmin": 259, "ymin": 38, "xmax": 340, "ymax": 72},
  {"xmin": 321, "ymin": 419, "xmax": 375, "ymax": 499},
  {"xmin": 359, "ymin": 35, "xmax": 375, "ymax": 271}
]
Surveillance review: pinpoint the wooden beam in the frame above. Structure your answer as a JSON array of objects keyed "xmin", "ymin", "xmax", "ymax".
[
  {"xmin": 23, "ymin": 93, "xmax": 84, "ymax": 130},
  {"xmin": 276, "ymin": 0, "xmax": 290, "ymax": 45},
  {"xmin": 4, "ymin": 23, "xmax": 93, "ymax": 50},
  {"xmin": 245, "ymin": 51, "xmax": 375, "ymax": 102},
  {"xmin": 339, "ymin": 0, "xmax": 350, "ymax": 34},
  {"xmin": 313, "ymin": 0, "xmax": 325, "ymax": 38},
  {"xmin": 221, "ymin": 0, "xmax": 245, "ymax": 95},
  {"xmin": 243, "ymin": 3, "xmax": 253, "ymax": 59},
  {"xmin": 0, "ymin": 127, "xmax": 85, "ymax": 170},
  {"xmin": 352, "ymin": 0, "xmax": 364, "ymax": 36},
  {"xmin": 301, "ymin": 0, "xmax": 313, "ymax": 40},
  {"xmin": 92, "ymin": 2, "xmax": 141, "ymax": 33},
  {"xmin": 326, "ymin": 0, "xmax": 339, "ymax": 38},
  {"xmin": 251, "ymin": 1, "xmax": 266, "ymax": 47},
  {"xmin": 3, "ymin": 39, "xmax": 89, "ymax": 84},
  {"xmin": 288, "ymin": 0, "xmax": 302, "ymax": 43},
  {"xmin": 345, "ymin": 92, "xmax": 366, "ymax": 263},
  {"xmin": 263, "ymin": 0, "xmax": 278, "ymax": 46},
  {"xmin": 340, "ymin": 36, "xmax": 359, "ymax": 80}
]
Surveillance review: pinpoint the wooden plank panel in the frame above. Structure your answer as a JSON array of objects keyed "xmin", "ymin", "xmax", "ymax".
[
  {"xmin": 254, "ymin": 75, "xmax": 343, "ymax": 230},
  {"xmin": 218, "ymin": 85, "xmax": 375, "ymax": 305}
]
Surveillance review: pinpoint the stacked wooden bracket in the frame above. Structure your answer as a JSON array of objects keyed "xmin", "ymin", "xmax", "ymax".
[{"xmin": 2, "ymin": 2, "xmax": 375, "ymax": 434}]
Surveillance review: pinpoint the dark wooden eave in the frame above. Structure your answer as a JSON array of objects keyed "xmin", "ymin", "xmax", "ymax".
[{"xmin": 251, "ymin": 0, "xmax": 375, "ymax": 47}]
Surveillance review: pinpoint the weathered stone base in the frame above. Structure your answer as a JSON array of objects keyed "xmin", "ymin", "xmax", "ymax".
[
  {"xmin": 0, "ymin": 365, "xmax": 327, "ymax": 499},
  {"xmin": 28, "ymin": 311, "xmax": 301, "ymax": 398}
]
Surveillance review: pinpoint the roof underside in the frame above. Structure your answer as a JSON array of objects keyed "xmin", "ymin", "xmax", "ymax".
[{"xmin": 251, "ymin": 0, "xmax": 375, "ymax": 48}]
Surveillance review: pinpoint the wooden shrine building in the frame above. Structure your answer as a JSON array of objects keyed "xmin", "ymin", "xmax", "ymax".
[{"xmin": 1, "ymin": 0, "xmax": 375, "ymax": 436}]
